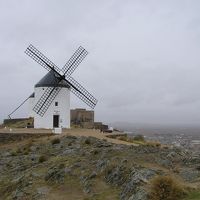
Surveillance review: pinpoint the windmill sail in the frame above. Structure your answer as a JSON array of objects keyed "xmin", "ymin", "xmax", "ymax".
[
  {"xmin": 25, "ymin": 44, "xmax": 61, "ymax": 73},
  {"xmin": 25, "ymin": 44, "xmax": 97, "ymax": 117},
  {"xmin": 33, "ymin": 87, "xmax": 61, "ymax": 117},
  {"xmin": 65, "ymin": 75, "xmax": 97, "ymax": 109},
  {"xmin": 62, "ymin": 46, "xmax": 88, "ymax": 76}
]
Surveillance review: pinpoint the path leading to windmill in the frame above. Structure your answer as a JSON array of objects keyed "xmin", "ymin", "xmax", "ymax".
[
  {"xmin": 0, "ymin": 128, "xmax": 136, "ymax": 147},
  {"xmin": 62, "ymin": 128, "xmax": 137, "ymax": 146}
]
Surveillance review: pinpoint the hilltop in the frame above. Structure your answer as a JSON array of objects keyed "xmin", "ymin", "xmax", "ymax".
[{"xmin": 0, "ymin": 129, "xmax": 200, "ymax": 200}]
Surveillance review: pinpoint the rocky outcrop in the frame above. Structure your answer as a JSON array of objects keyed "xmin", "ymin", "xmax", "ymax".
[{"xmin": 0, "ymin": 134, "xmax": 199, "ymax": 199}]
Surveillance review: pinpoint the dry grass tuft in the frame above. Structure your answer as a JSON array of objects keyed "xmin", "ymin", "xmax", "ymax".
[
  {"xmin": 39, "ymin": 155, "xmax": 48, "ymax": 163},
  {"xmin": 51, "ymin": 138, "xmax": 60, "ymax": 145},
  {"xmin": 148, "ymin": 175, "xmax": 185, "ymax": 200}
]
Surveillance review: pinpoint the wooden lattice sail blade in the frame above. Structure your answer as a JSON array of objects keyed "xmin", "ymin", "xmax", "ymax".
[
  {"xmin": 65, "ymin": 75, "xmax": 97, "ymax": 109},
  {"xmin": 33, "ymin": 87, "xmax": 61, "ymax": 116},
  {"xmin": 62, "ymin": 46, "xmax": 88, "ymax": 76},
  {"xmin": 25, "ymin": 44, "xmax": 61, "ymax": 73}
]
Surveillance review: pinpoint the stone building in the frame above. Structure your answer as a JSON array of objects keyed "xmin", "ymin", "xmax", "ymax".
[{"xmin": 70, "ymin": 108, "xmax": 94, "ymax": 128}]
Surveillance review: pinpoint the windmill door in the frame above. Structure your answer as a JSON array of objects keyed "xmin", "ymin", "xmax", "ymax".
[{"xmin": 53, "ymin": 115, "xmax": 59, "ymax": 128}]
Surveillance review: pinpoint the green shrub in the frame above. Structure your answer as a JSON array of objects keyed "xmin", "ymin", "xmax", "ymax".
[
  {"xmin": 51, "ymin": 138, "xmax": 60, "ymax": 145},
  {"xmin": 149, "ymin": 175, "xmax": 185, "ymax": 200}
]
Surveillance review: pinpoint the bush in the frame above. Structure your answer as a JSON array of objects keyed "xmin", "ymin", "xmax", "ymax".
[
  {"xmin": 11, "ymin": 151, "xmax": 17, "ymax": 156},
  {"xmin": 149, "ymin": 175, "xmax": 185, "ymax": 200},
  {"xmin": 39, "ymin": 155, "xmax": 47, "ymax": 163},
  {"xmin": 51, "ymin": 138, "xmax": 60, "ymax": 145},
  {"xmin": 133, "ymin": 135, "xmax": 145, "ymax": 141},
  {"xmin": 16, "ymin": 148, "xmax": 22, "ymax": 154},
  {"xmin": 84, "ymin": 138, "xmax": 91, "ymax": 145},
  {"xmin": 146, "ymin": 141, "xmax": 161, "ymax": 147},
  {"xmin": 118, "ymin": 135, "xmax": 128, "ymax": 141},
  {"xmin": 92, "ymin": 149, "xmax": 99, "ymax": 155}
]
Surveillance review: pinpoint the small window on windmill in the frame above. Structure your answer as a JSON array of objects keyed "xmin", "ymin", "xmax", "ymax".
[{"xmin": 55, "ymin": 102, "xmax": 58, "ymax": 106}]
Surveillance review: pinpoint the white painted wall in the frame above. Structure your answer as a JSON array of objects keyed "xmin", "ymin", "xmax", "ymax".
[
  {"xmin": 28, "ymin": 97, "xmax": 35, "ymax": 118},
  {"xmin": 32, "ymin": 87, "xmax": 70, "ymax": 129}
]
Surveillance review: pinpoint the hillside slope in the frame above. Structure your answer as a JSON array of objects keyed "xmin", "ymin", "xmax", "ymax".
[{"xmin": 0, "ymin": 132, "xmax": 200, "ymax": 199}]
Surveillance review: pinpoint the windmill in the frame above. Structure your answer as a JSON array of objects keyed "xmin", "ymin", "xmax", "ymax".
[{"xmin": 22, "ymin": 44, "xmax": 97, "ymax": 129}]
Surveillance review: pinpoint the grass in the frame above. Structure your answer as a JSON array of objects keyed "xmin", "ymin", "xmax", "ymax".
[
  {"xmin": 4, "ymin": 118, "xmax": 34, "ymax": 128},
  {"xmin": 184, "ymin": 191, "xmax": 200, "ymax": 200},
  {"xmin": 106, "ymin": 134, "xmax": 161, "ymax": 147},
  {"xmin": 12, "ymin": 140, "xmax": 33, "ymax": 155}
]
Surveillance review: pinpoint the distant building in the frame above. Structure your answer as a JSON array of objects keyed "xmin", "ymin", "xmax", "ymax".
[
  {"xmin": 94, "ymin": 122, "xmax": 108, "ymax": 131},
  {"xmin": 70, "ymin": 108, "xmax": 94, "ymax": 128}
]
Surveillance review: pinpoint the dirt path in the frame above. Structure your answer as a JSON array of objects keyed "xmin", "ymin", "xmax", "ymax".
[
  {"xmin": 0, "ymin": 128, "xmax": 136, "ymax": 146},
  {"xmin": 62, "ymin": 128, "xmax": 136, "ymax": 145}
]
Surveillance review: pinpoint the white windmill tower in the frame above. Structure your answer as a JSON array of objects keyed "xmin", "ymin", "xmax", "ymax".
[{"xmin": 24, "ymin": 44, "xmax": 98, "ymax": 129}]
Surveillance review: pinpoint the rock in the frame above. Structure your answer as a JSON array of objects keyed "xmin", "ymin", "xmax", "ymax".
[
  {"xmin": 96, "ymin": 159, "xmax": 108, "ymax": 172},
  {"xmin": 31, "ymin": 172, "xmax": 41, "ymax": 178},
  {"xmin": 64, "ymin": 167, "xmax": 72, "ymax": 174},
  {"xmin": 166, "ymin": 151, "xmax": 178, "ymax": 160},
  {"xmin": 13, "ymin": 190, "xmax": 24, "ymax": 199},
  {"xmin": 96, "ymin": 141, "xmax": 112, "ymax": 148},
  {"xmin": 62, "ymin": 148, "xmax": 76, "ymax": 155},
  {"xmin": 30, "ymin": 145, "xmax": 37, "ymax": 152},
  {"xmin": 45, "ymin": 165, "xmax": 65, "ymax": 183},
  {"xmin": 89, "ymin": 171, "xmax": 97, "ymax": 179},
  {"xmin": 72, "ymin": 162, "xmax": 81, "ymax": 168},
  {"xmin": 180, "ymin": 168, "xmax": 200, "ymax": 181},
  {"xmin": 3, "ymin": 151, "xmax": 11, "ymax": 157},
  {"xmin": 83, "ymin": 184, "xmax": 91, "ymax": 194},
  {"xmin": 80, "ymin": 176, "xmax": 92, "ymax": 194},
  {"xmin": 30, "ymin": 154, "xmax": 39, "ymax": 162},
  {"xmin": 128, "ymin": 188, "xmax": 147, "ymax": 200},
  {"xmin": 120, "ymin": 168, "xmax": 156, "ymax": 200},
  {"xmin": 105, "ymin": 164, "xmax": 129, "ymax": 186},
  {"xmin": 121, "ymin": 159, "xmax": 128, "ymax": 164},
  {"xmin": 37, "ymin": 186, "xmax": 50, "ymax": 195},
  {"xmin": 156, "ymin": 158, "xmax": 172, "ymax": 168}
]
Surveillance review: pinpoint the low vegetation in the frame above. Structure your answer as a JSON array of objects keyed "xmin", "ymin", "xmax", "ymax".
[
  {"xmin": 51, "ymin": 137, "xmax": 60, "ymax": 145},
  {"xmin": 38, "ymin": 155, "xmax": 48, "ymax": 163},
  {"xmin": 3, "ymin": 118, "xmax": 34, "ymax": 128},
  {"xmin": 184, "ymin": 191, "xmax": 200, "ymax": 200},
  {"xmin": 0, "ymin": 132, "xmax": 200, "ymax": 199},
  {"xmin": 106, "ymin": 134, "xmax": 161, "ymax": 147},
  {"xmin": 148, "ymin": 175, "xmax": 185, "ymax": 200},
  {"xmin": 84, "ymin": 138, "xmax": 91, "ymax": 145}
]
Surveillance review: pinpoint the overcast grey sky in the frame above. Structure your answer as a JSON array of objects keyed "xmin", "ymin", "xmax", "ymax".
[{"xmin": 1, "ymin": 0, "xmax": 200, "ymax": 125}]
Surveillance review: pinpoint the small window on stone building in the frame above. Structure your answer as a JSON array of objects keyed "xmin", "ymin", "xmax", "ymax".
[{"xmin": 55, "ymin": 102, "xmax": 58, "ymax": 106}]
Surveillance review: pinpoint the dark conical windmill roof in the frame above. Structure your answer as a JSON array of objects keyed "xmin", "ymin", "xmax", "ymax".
[{"xmin": 35, "ymin": 70, "xmax": 70, "ymax": 88}]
